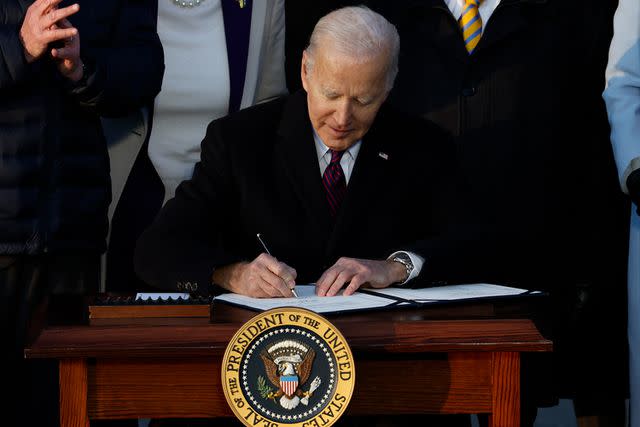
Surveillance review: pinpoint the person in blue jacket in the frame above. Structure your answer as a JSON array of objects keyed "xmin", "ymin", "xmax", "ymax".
[{"xmin": 604, "ymin": 0, "xmax": 640, "ymax": 425}]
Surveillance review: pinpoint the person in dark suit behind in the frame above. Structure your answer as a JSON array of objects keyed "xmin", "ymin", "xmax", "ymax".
[
  {"xmin": 0, "ymin": 0, "xmax": 163, "ymax": 425},
  {"xmin": 283, "ymin": 2, "xmax": 629, "ymax": 426},
  {"xmin": 134, "ymin": 5, "xmax": 460, "ymax": 301},
  {"xmin": 384, "ymin": 2, "xmax": 629, "ymax": 426}
]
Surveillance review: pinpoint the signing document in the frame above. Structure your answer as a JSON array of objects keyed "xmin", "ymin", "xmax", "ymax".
[
  {"xmin": 214, "ymin": 283, "xmax": 541, "ymax": 314},
  {"xmin": 215, "ymin": 285, "xmax": 395, "ymax": 314}
]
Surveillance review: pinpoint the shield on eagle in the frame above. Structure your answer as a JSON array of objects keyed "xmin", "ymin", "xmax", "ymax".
[{"xmin": 280, "ymin": 375, "xmax": 298, "ymax": 397}]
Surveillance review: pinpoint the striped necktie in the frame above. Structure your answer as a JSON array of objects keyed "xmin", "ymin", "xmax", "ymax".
[
  {"xmin": 322, "ymin": 150, "xmax": 347, "ymax": 219},
  {"xmin": 460, "ymin": 0, "xmax": 483, "ymax": 54}
]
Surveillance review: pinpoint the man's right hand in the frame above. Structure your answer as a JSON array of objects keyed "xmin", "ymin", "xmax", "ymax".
[
  {"xmin": 212, "ymin": 253, "xmax": 297, "ymax": 298},
  {"xmin": 19, "ymin": 0, "xmax": 79, "ymax": 63}
]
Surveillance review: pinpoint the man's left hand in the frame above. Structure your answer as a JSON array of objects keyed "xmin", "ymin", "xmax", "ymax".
[
  {"xmin": 315, "ymin": 257, "xmax": 406, "ymax": 297},
  {"xmin": 50, "ymin": 18, "xmax": 83, "ymax": 82}
]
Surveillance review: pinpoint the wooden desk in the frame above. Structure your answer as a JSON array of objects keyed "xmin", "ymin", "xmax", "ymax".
[{"xmin": 25, "ymin": 297, "xmax": 551, "ymax": 427}]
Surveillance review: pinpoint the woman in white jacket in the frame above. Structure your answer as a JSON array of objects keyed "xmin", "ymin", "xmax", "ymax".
[
  {"xmin": 603, "ymin": 0, "xmax": 640, "ymax": 424},
  {"xmin": 105, "ymin": 0, "xmax": 287, "ymax": 292}
]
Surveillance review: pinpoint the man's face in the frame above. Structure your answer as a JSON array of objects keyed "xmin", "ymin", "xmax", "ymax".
[{"xmin": 301, "ymin": 45, "xmax": 389, "ymax": 151}]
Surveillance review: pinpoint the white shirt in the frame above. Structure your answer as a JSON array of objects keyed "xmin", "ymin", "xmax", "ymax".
[
  {"xmin": 149, "ymin": 0, "xmax": 230, "ymax": 204},
  {"xmin": 312, "ymin": 132, "xmax": 424, "ymax": 283},
  {"xmin": 445, "ymin": 0, "xmax": 501, "ymax": 26}
]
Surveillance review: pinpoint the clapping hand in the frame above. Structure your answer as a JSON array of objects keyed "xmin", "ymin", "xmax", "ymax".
[
  {"xmin": 50, "ymin": 18, "xmax": 83, "ymax": 82},
  {"xmin": 19, "ymin": 0, "xmax": 79, "ymax": 64}
]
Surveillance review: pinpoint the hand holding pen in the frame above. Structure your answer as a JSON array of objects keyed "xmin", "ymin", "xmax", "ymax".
[{"xmin": 256, "ymin": 234, "xmax": 299, "ymax": 298}]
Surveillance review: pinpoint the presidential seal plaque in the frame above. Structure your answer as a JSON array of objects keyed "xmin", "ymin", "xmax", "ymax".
[{"xmin": 222, "ymin": 307, "xmax": 355, "ymax": 427}]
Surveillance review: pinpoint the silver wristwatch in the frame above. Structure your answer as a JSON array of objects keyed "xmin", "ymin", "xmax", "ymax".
[{"xmin": 391, "ymin": 253, "xmax": 414, "ymax": 283}]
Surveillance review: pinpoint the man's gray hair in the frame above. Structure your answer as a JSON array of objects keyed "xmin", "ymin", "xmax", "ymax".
[{"xmin": 305, "ymin": 6, "xmax": 400, "ymax": 91}]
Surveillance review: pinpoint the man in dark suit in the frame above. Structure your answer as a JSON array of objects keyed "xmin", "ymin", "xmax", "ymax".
[
  {"xmin": 386, "ymin": 3, "xmax": 629, "ymax": 426},
  {"xmin": 135, "ymin": 6, "xmax": 458, "ymax": 300},
  {"xmin": 284, "ymin": 2, "xmax": 630, "ymax": 425}
]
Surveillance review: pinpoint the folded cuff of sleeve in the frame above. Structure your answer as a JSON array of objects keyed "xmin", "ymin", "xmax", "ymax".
[{"xmin": 388, "ymin": 251, "xmax": 425, "ymax": 285}]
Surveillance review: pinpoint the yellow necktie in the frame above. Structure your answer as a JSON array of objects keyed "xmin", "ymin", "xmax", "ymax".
[{"xmin": 460, "ymin": 0, "xmax": 482, "ymax": 54}]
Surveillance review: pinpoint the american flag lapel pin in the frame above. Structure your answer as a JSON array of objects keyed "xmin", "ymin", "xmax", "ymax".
[{"xmin": 378, "ymin": 152, "xmax": 389, "ymax": 160}]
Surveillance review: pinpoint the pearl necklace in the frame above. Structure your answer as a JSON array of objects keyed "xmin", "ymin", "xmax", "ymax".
[
  {"xmin": 172, "ymin": 0, "xmax": 204, "ymax": 7},
  {"xmin": 171, "ymin": 0, "xmax": 246, "ymax": 8}
]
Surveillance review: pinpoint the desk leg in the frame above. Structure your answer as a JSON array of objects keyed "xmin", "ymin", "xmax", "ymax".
[
  {"xmin": 488, "ymin": 352, "xmax": 520, "ymax": 427},
  {"xmin": 60, "ymin": 359, "xmax": 90, "ymax": 427}
]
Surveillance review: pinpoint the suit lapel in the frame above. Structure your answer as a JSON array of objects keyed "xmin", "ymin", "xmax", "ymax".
[
  {"xmin": 326, "ymin": 110, "xmax": 394, "ymax": 257},
  {"xmin": 477, "ymin": 0, "xmax": 548, "ymax": 54},
  {"xmin": 276, "ymin": 92, "xmax": 333, "ymax": 237},
  {"xmin": 406, "ymin": 0, "xmax": 470, "ymax": 64},
  {"xmin": 275, "ymin": 94, "xmax": 397, "ymax": 257},
  {"xmin": 221, "ymin": 0, "xmax": 252, "ymax": 113},
  {"xmin": 406, "ymin": 0, "xmax": 548, "ymax": 62}
]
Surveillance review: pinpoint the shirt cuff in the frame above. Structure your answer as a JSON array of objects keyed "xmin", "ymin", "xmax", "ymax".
[{"xmin": 388, "ymin": 251, "xmax": 425, "ymax": 285}]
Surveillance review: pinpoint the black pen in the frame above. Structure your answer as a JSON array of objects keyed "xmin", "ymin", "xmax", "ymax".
[{"xmin": 256, "ymin": 233, "xmax": 298, "ymax": 298}]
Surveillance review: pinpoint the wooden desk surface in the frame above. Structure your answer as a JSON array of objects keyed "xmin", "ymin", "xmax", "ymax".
[
  {"xmin": 26, "ymin": 295, "xmax": 552, "ymax": 359},
  {"xmin": 24, "ymin": 295, "xmax": 552, "ymax": 425}
]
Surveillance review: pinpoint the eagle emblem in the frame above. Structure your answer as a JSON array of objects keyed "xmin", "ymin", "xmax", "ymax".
[
  {"xmin": 222, "ymin": 308, "xmax": 355, "ymax": 426},
  {"xmin": 259, "ymin": 340, "xmax": 321, "ymax": 410}
]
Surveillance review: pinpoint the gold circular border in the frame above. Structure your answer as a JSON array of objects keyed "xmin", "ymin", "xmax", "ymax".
[{"xmin": 221, "ymin": 307, "xmax": 355, "ymax": 427}]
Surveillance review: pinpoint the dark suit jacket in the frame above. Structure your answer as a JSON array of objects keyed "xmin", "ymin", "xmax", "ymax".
[
  {"xmin": 134, "ymin": 90, "xmax": 458, "ymax": 293},
  {"xmin": 385, "ymin": 0, "xmax": 628, "ymax": 401},
  {"xmin": 283, "ymin": 1, "xmax": 629, "ymax": 401}
]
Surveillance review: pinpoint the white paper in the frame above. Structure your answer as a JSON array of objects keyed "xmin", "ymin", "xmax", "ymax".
[
  {"xmin": 214, "ymin": 284, "xmax": 398, "ymax": 314},
  {"xmin": 214, "ymin": 283, "xmax": 539, "ymax": 314},
  {"xmin": 135, "ymin": 292, "xmax": 190, "ymax": 301},
  {"xmin": 367, "ymin": 283, "xmax": 538, "ymax": 301}
]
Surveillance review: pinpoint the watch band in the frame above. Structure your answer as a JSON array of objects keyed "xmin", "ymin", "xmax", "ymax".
[{"xmin": 391, "ymin": 253, "xmax": 414, "ymax": 283}]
